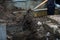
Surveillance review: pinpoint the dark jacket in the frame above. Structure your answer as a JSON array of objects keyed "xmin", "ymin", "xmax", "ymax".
[{"xmin": 55, "ymin": 0, "xmax": 60, "ymax": 5}]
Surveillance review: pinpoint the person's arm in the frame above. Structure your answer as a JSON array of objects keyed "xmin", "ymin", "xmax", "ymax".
[{"xmin": 34, "ymin": 0, "xmax": 48, "ymax": 9}]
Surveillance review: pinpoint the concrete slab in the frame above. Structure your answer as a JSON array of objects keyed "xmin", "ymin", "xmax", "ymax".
[{"xmin": 48, "ymin": 15, "xmax": 60, "ymax": 24}]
